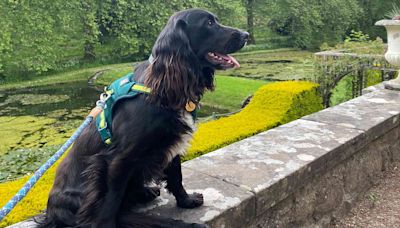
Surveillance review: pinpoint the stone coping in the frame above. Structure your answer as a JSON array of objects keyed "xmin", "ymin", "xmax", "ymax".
[{"xmin": 8, "ymin": 83, "xmax": 400, "ymax": 228}]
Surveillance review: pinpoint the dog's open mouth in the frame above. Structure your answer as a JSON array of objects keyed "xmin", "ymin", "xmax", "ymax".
[{"xmin": 205, "ymin": 52, "xmax": 240, "ymax": 69}]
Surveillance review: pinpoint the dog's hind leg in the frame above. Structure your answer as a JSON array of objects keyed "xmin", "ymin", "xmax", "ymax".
[
  {"xmin": 36, "ymin": 188, "xmax": 82, "ymax": 228},
  {"xmin": 164, "ymin": 155, "xmax": 204, "ymax": 208},
  {"xmin": 77, "ymin": 149, "xmax": 139, "ymax": 228}
]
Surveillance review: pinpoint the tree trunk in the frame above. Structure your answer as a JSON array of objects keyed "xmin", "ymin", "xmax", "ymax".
[
  {"xmin": 81, "ymin": 0, "xmax": 98, "ymax": 61},
  {"xmin": 244, "ymin": 0, "xmax": 256, "ymax": 44}
]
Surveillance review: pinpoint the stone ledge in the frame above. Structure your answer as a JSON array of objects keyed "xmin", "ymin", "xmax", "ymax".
[
  {"xmin": 9, "ymin": 83, "xmax": 400, "ymax": 227},
  {"xmin": 142, "ymin": 84, "xmax": 399, "ymax": 227}
]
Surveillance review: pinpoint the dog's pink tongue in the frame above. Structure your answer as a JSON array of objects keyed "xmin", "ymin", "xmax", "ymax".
[
  {"xmin": 228, "ymin": 55, "xmax": 240, "ymax": 68},
  {"xmin": 221, "ymin": 54, "xmax": 240, "ymax": 68}
]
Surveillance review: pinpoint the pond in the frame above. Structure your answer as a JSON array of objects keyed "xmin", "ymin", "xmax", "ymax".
[{"xmin": 0, "ymin": 81, "xmax": 230, "ymax": 119}]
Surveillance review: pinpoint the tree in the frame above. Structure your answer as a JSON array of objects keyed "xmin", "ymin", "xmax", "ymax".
[
  {"xmin": 268, "ymin": 0, "xmax": 361, "ymax": 49},
  {"xmin": 243, "ymin": 0, "xmax": 256, "ymax": 44},
  {"xmin": 81, "ymin": 0, "xmax": 99, "ymax": 61},
  {"xmin": 0, "ymin": 2, "xmax": 12, "ymax": 80},
  {"xmin": 356, "ymin": 0, "xmax": 400, "ymax": 39},
  {"xmin": 0, "ymin": 0, "xmax": 249, "ymax": 81},
  {"xmin": 0, "ymin": 1, "xmax": 82, "ymax": 81}
]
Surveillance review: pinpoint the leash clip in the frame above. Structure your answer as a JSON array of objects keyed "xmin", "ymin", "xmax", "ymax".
[{"xmin": 100, "ymin": 92, "xmax": 110, "ymax": 102}]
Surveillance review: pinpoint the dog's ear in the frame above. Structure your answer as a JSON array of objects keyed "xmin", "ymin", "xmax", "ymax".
[{"xmin": 145, "ymin": 18, "xmax": 202, "ymax": 109}]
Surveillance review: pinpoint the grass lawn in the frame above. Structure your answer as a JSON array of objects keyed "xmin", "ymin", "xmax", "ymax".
[
  {"xmin": 202, "ymin": 75, "xmax": 268, "ymax": 110},
  {"xmin": 219, "ymin": 48, "xmax": 315, "ymax": 81},
  {"xmin": 0, "ymin": 63, "xmax": 133, "ymax": 91}
]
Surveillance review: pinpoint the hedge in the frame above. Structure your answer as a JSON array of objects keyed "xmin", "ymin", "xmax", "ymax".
[
  {"xmin": 184, "ymin": 81, "xmax": 322, "ymax": 160},
  {"xmin": 0, "ymin": 81, "xmax": 322, "ymax": 226}
]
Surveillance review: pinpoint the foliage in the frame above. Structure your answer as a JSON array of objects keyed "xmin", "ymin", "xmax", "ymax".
[
  {"xmin": 385, "ymin": 3, "xmax": 400, "ymax": 19},
  {"xmin": 345, "ymin": 30, "xmax": 370, "ymax": 43},
  {"xmin": 365, "ymin": 69, "xmax": 383, "ymax": 87},
  {"xmin": 267, "ymin": 0, "xmax": 361, "ymax": 49},
  {"xmin": 0, "ymin": 81, "xmax": 322, "ymax": 226},
  {"xmin": 250, "ymin": 0, "xmax": 400, "ymax": 49},
  {"xmin": 328, "ymin": 69, "xmax": 388, "ymax": 107},
  {"xmin": 0, "ymin": 0, "xmax": 245, "ymax": 82},
  {"xmin": 0, "ymin": 1, "xmax": 82, "ymax": 81},
  {"xmin": 81, "ymin": 0, "xmax": 99, "ymax": 61},
  {"xmin": 0, "ymin": 0, "xmax": 356, "ymax": 81},
  {"xmin": 329, "ymin": 74, "xmax": 354, "ymax": 106},
  {"xmin": 330, "ymin": 70, "xmax": 384, "ymax": 107},
  {"xmin": 356, "ymin": 0, "xmax": 400, "ymax": 39},
  {"xmin": 1, "ymin": 0, "xmax": 398, "ymax": 82},
  {"xmin": 332, "ymin": 37, "xmax": 385, "ymax": 55}
]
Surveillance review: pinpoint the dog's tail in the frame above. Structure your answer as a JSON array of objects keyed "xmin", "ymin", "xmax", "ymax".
[{"xmin": 118, "ymin": 211, "xmax": 208, "ymax": 228}]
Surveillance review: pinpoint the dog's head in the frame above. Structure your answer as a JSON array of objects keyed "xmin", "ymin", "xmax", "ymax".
[
  {"xmin": 176, "ymin": 9, "xmax": 248, "ymax": 70},
  {"xmin": 145, "ymin": 9, "xmax": 248, "ymax": 109}
]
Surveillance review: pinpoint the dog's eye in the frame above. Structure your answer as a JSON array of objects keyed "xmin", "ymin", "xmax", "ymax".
[{"xmin": 207, "ymin": 19, "xmax": 214, "ymax": 26}]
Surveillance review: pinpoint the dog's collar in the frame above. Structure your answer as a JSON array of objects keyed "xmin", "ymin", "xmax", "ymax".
[{"xmin": 148, "ymin": 54, "xmax": 155, "ymax": 64}]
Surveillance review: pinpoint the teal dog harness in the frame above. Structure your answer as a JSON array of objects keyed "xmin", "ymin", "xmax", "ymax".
[{"xmin": 96, "ymin": 73, "xmax": 151, "ymax": 145}]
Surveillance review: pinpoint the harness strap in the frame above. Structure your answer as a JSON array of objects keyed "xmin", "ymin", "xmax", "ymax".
[
  {"xmin": 96, "ymin": 73, "xmax": 151, "ymax": 145},
  {"xmin": 95, "ymin": 72, "xmax": 199, "ymax": 146}
]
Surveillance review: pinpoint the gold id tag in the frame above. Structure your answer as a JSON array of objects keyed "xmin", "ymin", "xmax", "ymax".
[{"xmin": 185, "ymin": 101, "xmax": 196, "ymax": 112}]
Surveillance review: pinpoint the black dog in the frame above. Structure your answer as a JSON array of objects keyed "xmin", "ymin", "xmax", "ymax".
[{"xmin": 37, "ymin": 9, "xmax": 248, "ymax": 228}]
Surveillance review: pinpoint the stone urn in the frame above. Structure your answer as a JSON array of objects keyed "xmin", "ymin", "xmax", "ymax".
[{"xmin": 376, "ymin": 19, "xmax": 400, "ymax": 90}]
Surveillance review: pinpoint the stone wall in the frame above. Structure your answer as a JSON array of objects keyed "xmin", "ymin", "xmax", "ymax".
[
  {"xmin": 9, "ymin": 83, "xmax": 400, "ymax": 228},
  {"xmin": 140, "ymin": 84, "xmax": 400, "ymax": 228}
]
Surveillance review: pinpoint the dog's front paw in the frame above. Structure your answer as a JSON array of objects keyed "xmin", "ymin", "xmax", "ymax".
[{"xmin": 177, "ymin": 192, "xmax": 203, "ymax": 208}]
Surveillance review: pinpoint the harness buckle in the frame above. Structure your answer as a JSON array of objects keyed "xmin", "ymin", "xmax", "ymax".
[{"xmin": 99, "ymin": 92, "xmax": 110, "ymax": 102}]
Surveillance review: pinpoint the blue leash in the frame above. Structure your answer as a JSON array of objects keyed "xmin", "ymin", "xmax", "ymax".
[{"xmin": 0, "ymin": 100, "xmax": 106, "ymax": 221}]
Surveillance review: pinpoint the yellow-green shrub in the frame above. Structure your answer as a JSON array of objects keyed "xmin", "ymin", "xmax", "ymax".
[
  {"xmin": 0, "ymin": 155, "xmax": 64, "ymax": 227},
  {"xmin": 0, "ymin": 81, "xmax": 322, "ymax": 227},
  {"xmin": 185, "ymin": 81, "xmax": 322, "ymax": 160}
]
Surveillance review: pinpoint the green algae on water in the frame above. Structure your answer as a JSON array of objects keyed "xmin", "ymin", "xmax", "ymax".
[{"xmin": 5, "ymin": 94, "xmax": 70, "ymax": 105}]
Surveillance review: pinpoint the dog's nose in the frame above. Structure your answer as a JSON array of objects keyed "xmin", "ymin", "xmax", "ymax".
[{"xmin": 242, "ymin": 31, "xmax": 250, "ymax": 41}]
